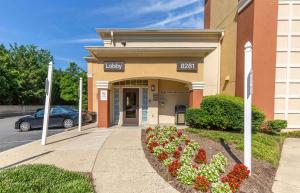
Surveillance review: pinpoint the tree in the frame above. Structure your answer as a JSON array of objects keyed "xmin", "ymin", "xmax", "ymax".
[
  {"xmin": 0, "ymin": 43, "xmax": 87, "ymax": 107},
  {"xmin": 0, "ymin": 44, "xmax": 52, "ymax": 105},
  {"xmin": 0, "ymin": 44, "xmax": 12, "ymax": 104},
  {"xmin": 60, "ymin": 62, "xmax": 87, "ymax": 109}
]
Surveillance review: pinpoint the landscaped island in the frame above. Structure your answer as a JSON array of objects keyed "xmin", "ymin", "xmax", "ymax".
[{"xmin": 143, "ymin": 126, "xmax": 250, "ymax": 193}]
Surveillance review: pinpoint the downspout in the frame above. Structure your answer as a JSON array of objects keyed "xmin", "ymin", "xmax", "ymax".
[{"xmin": 217, "ymin": 31, "xmax": 225, "ymax": 94}]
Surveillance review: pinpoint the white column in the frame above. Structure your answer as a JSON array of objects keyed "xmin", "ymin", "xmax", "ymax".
[
  {"xmin": 41, "ymin": 61, "xmax": 53, "ymax": 146},
  {"xmin": 244, "ymin": 41, "xmax": 253, "ymax": 175},
  {"xmin": 78, "ymin": 77, "xmax": 83, "ymax": 131}
]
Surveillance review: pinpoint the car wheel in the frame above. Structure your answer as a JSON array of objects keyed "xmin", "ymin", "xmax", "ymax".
[
  {"xmin": 63, "ymin": 119, "xmax": 74, "ymax": 128},
  {"xmin": 19, "ymin": 122, "xmax": 31, "ymax": 132}
]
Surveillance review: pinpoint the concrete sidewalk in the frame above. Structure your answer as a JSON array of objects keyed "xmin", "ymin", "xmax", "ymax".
[
  {"xmin": 92, "ymin": 128, "xmax": 178, "ymax": 193},
  {"xmin": 0, "ymin": 126, "xmax": 112, "ymax": 171},
  {"xmin": 0, "ymin": 127, "xmax": 179, "ymax": 193},
  {"xmin": 273, "ymin": 138, "xmax": 300, "ymax": 193}
]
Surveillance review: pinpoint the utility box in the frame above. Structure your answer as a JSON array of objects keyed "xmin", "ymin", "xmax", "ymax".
[{"xmin": 175, "ymin": 105, "xmax": 186, "ymax": 125}]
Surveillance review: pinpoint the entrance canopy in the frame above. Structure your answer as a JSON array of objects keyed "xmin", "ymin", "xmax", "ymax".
[{"xmin": 85, "ymin": 47, "xmax": 215, "ymax": 59}]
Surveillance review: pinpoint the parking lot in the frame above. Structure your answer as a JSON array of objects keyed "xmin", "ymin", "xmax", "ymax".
[{"xmin": 0, "ymin": 116, "xmax": 64, "ymax": 152}]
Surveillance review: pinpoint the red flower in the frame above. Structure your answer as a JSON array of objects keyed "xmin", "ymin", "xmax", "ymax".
[
  {"xmin": 169, "ymin": 135, "xmax": 175, "ymax": 141},
  {"xmin": 194, "ymin": 176, "xmax": 210, "ymax": 192},
  {"xmin": 221, "ymin": 164, "xmax": 250, "ymax": 193},
  {"xmin": 148, "ymin": 141, "xmax": 159, "ymax": 153},
  {"xmin": 185, "ymin": 138, "xmax": 191, "ymax": 145},
  {"xmin": 146, "ymin": 134, "xmax": 155, "ymax": 144},
  {"xmin": 162, "ymin": 140, "xmax": 169, "ymax": 147},
  {"xmin": 177, "ymin": 131, "xmax": 183, "ymax": 137},
  {"xmin": 157, "ymin": 152, "xmax": 168, "ymax": 162},
  {"xmin": 146, "ymin": 127, "xmax": 153, "ymax": 134},
  {"xmin": 173, "ymin": 150, "xmax": 181, "ymax": 159},
  {"xmin": 178, "ymin": 146, "xmax": 183, "ymax": 151},
  {"xmin": 168, "ymin": 160, "xmax": 181, "ymax": 177},
  {"xmin": 194, "ymin": 149, "xmax": 207, "ymax": 164},
  {"xmin": 192, "ymin": 164, "xmax": 199, "ymax": 169}
]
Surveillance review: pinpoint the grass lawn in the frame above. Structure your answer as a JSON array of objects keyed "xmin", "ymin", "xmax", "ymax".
[
  {"xmin": 0, "ymin": 164, "xmax": 94, "ymax": 193},
  {"xmin": 186, "ymin": 128, "xmax": 286, "ymax": 166}
]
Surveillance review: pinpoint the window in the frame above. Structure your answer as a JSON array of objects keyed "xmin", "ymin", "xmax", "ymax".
[
  {"xmin": 35, "ymin": 110, "xmax": 44, "ymax": 118},
  {"xmin": 51, "ymin": 107, "xmax": 67, "ymax": 115},
  {"xmin": 113, "ymin": 80, "xmax": 148, "ymax": 86},
  {"xmin": 142, "ymin": 88, "xmax": 148, "ymax": 122},
  {"xmin": 113, "ymin": 88, "xmax": 120, "ymax": 123}
]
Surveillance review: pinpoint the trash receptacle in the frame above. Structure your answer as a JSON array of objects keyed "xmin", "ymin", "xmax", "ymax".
[{"xmin": 175, "ymin": 105, "xmax": 186, "ymax": 125}]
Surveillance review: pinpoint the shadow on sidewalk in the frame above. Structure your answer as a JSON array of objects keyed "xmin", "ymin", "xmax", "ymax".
[
  {"xmin": 0, "ymin": 150, "xmax": 53, "ymax": 170},
  {"xmin": 46, "ymin": 133, "xmax": 89, "ymax": 145}
]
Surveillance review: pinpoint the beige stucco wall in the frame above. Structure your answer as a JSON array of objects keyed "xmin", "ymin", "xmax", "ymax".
[
  {"xmin": 104, "ymin": 33, "xmax": 220, "ymax": 48},
  {"xmin": 89, "ymin": 58, "xmax": 204, "ymax": 83},
  {"xmin": 87, "ymin": 30, "xmax": 223, "ymax": 125},
  {"xmin": 158, "ymin": 80, "xmax": 189, "ymax": 124},
  {"xmin": 148, "ymin": 79, "xmax": 159, "ymax": 124},
  {"xmin": 203, "ymin": 45, "xmax": 220, "ymax": 95},
  {"xmin": 208, "ymin": 0, "xmax": 238, "ymax": 95},
  {"xmin": 88, "ymin": 53, "xmax": 221, "ymax": 113}
]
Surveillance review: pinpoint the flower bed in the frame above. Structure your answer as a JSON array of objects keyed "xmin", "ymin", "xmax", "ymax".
[{"xmin": 145, "ymin": 126, "xmax": 250, "ymax": 193}]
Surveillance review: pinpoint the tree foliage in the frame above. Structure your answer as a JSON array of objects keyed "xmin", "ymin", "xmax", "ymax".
[
  {"xmin": 0, "ymin": 43, "xmax": 87, "ymax": 109},
  {"xmin": 60, "ymin": 62, "xmax": 87, "ymax": 109}
]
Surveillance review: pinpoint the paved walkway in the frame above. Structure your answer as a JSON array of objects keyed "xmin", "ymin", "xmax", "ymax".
[
  {"xmin": 0, "ymin": 126, "xmax": 178, "ymax": 193},
  {"xmin": 93, "ymin": 128, "xmax": 178, "ymax": 193},
  {"xmin": 273, "ymin": 138, "xmax": 300, "ymax": 193}
]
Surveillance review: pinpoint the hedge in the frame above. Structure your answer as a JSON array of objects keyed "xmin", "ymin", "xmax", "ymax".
[
  {"xmin": 185, "ymin": 95, "xmax": 265, "ymax": 131},
  {"xmin": 267, "ymin": 120, "xmax": 287, "ymax": 133}
]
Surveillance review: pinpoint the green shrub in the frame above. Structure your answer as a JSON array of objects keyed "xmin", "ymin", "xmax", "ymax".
[
  {"xmin": 267, "ymin": 120, "xmax": 287, "ymax": 133},
  {"xmin": 185, "ymin": 108, "xmax": 211, "ymax": 129},
  {"xmin": 185, "ymin": 95, "xmax": 265, "ymax": 131}
]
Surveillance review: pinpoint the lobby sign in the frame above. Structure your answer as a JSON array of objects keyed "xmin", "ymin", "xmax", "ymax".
[
  {"xmin": 100, "ymin": 90, "xmax": 108, "ymax": 101},
  {"xmin": 104, "ymin": 62, "xmax": 125, "ymax": 72},
  {"xmin": 177, "ymin": 62, "xmax": 198, "ymax": 72}
]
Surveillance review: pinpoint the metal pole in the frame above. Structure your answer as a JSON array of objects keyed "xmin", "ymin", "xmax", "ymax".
[
  {"xmin": 78, "ymin": 77, "xmax": 82, "ymax": 131},
  {"xmin": 244, "ymin": 41, "xmax": 253, "ymax": 175},
  {"xmin": 41, "ymin": 61, "xmax": 53, "ymax": 145}
]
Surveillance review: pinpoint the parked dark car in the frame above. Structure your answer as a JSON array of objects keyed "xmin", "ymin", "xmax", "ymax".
[{"xmin": 15, "ymin": 106, "xmax": 96, "ymax": 132}]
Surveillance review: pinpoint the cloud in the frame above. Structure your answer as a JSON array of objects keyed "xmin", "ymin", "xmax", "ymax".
[
  {"xmin": 137, "ymin": 0, "xmax": 199, "ymax": 14},
  {"xmin": 91, "ymin": 0, "xmax": 201, "ymax": 17},
  {"xmin": 91, "ymin": 0, "xmax": 204, "ymax": 29},
  {"xmin": 144, "ymin": 6, "xmax": 204, "ymax": 28}
]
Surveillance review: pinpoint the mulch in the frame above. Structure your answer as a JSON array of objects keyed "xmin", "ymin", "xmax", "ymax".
[{"xmin": 141, "ymin": 129, "xmax": 277, "ymax": 193}]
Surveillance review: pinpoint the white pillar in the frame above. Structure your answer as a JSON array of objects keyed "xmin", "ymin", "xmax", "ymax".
[
  {"xmin": 78, "ymin": 77, "xmax": 83, "ymax": 131},
  {"xmin": 41, "ymin": 61, "xmax": 53, "ymax": 145},
  {"xmin": 244, "ymin": 41, "xmax": 253, "ymax": 175}
]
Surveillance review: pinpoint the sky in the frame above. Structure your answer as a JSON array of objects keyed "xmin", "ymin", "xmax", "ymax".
[{"xmin": 0, "ymin": 0, "xmax": 204, "ymax": 70}]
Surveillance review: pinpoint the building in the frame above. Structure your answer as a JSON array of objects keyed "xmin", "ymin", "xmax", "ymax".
[
  {"xmin": 204, "ymin": 0, "xmax": 300, "ymax": 128},
  {"xmin": 85, "ymin": 29, "xmax": 223, "ymax": 127},
  {"xmin": 86, "ymin": 0, "xmax": 300, "ymax": 129}
]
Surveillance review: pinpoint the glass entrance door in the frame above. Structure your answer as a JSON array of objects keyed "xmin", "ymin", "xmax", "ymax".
[{"xmin": 123, "ymin": 88, "xmax": 139, "ymax": 125}]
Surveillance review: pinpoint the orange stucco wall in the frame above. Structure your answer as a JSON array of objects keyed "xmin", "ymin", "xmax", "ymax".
[
  {"xmin": 88, "ymin": 77, "xmax": 93, "ymax": 112},
  {"xmin": 236, "ymin": 0, "xmax": 277, "ymax": 120},
  {"xmin": 204, "ymin": 0, "xmax": 211, "ymax": 29},
  {"xmin": 189, "ymin": 89, "xmax": 204, "ymax": 108},
  {"xmin": 236, "ymin": 1, "xmax": 254, "ymax": 98},
  {"xmin": 98, "ymin": 89, "xmax": 110, "ymax": 128}
]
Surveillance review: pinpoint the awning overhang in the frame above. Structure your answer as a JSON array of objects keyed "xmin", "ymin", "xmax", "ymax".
[{"xmin": 84, "ymin": 47, "xmax": 215, "ymax": 61}]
